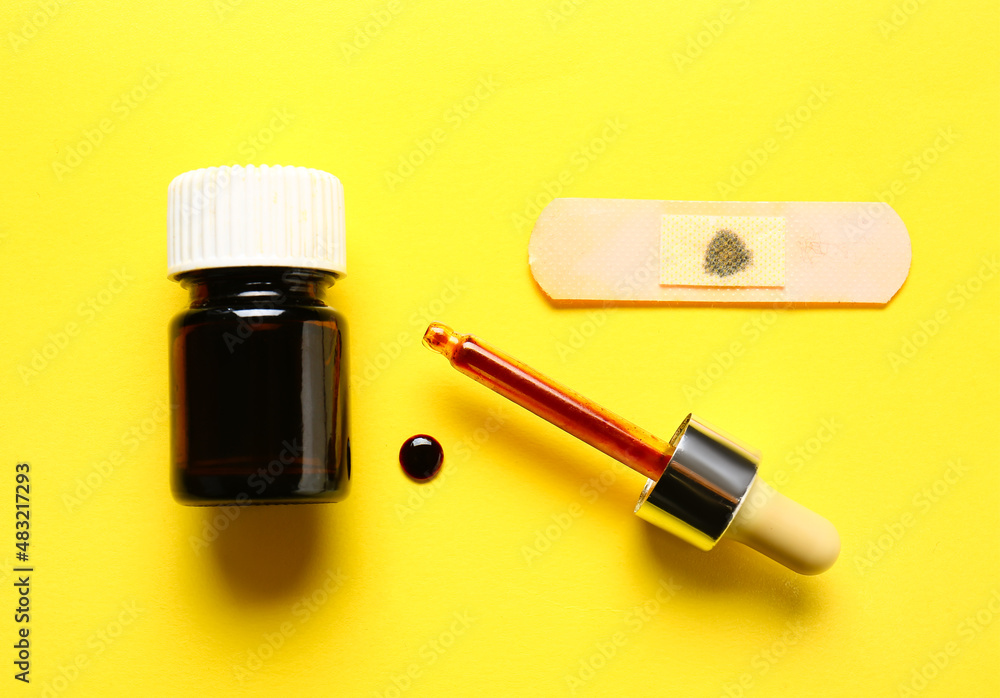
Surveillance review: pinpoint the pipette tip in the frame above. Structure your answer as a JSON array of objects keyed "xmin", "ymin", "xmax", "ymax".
[{"xmin": 423, "ymin": 323, "xmax": 456, "ymax": 355}]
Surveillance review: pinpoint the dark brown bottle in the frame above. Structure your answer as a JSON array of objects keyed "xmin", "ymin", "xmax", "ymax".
[
  {"xmin": 170, "ymin": 267, "xmax": 349, "ymax": 504},
  {"xmin": 167, "ymin": 165, "xmax": 350, "ymax": 506}
]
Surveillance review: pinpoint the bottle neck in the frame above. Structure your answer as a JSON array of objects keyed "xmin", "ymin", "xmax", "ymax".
[{"xmin": 177, "ymin": 267, "xmax": 337, "ymax": 308}]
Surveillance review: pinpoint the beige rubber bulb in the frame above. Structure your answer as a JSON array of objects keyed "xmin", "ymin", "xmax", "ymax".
[
  {"xmin": 632, "ymin": 414, "xmax": 840, "ymax": 575},
  {"xmin": 727, "ymin": 478, "xmax": 840, "ymax": 575}
]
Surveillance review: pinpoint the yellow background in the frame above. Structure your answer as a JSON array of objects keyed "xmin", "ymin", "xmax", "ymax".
[{"xmin": 1, "ymin": 1, "xmax": 998, "ymax": 696}]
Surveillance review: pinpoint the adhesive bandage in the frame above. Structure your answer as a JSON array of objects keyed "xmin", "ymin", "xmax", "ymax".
[{"xmin": 529, "ymin": 199, "xmax": 911, "ymax": 304}]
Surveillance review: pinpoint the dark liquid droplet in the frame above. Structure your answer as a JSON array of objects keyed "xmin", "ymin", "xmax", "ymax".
[
  {"xmin": 399, "ymin": 435, "xmax": 443, "ymax": 482},
  {"xmin": 704, "ymin": 229, "xmax": 752, "ymax": 277}
]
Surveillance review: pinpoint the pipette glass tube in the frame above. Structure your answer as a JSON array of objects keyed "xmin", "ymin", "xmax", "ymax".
[
  {"xmin": 422, "ymin": 323, "xmax": 673, "ymax": 481},
  {"xmin": 422, "ymin": 322, "xmax": 841, "ymax": 575}
]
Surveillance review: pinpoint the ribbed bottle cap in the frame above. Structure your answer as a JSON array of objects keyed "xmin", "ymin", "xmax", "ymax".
[{"xmin": 167, "ymin": 165, "xmax": 346, "ymax": 279}]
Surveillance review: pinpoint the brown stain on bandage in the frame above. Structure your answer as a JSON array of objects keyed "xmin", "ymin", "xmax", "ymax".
[{"xmin": 704, "ymin": 229, "xmax": 752, "ymax": 277}]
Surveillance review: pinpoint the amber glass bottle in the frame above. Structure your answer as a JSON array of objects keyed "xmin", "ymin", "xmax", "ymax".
[{"xmin": 167, "ymin": 166, "xmax": 350, "ymax": 505}]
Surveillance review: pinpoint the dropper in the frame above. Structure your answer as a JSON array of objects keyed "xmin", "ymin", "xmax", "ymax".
[{"xmin": 423, "ymin": 322, "xmax": 840, "ymax": 575}]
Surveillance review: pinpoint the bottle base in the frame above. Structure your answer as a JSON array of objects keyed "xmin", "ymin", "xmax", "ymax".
[{"xmin": 172, "ymin": 472, "xmax": 349, "ymax": 507}]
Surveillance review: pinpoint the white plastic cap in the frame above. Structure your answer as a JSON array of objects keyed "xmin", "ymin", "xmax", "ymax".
[{"xmin": 167, "ymin": 165, "xmax": 346, "ymax": 279}]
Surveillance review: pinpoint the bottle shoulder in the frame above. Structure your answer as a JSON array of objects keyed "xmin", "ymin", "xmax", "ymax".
[{"xmin": 171, "ymin": 303, "xmax": 347, "ymax": 330}]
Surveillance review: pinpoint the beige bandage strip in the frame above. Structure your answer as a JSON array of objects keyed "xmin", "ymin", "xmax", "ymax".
[{"xmin": 529, "ymin": 199, "xmax": 911, "ymax": 304}]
